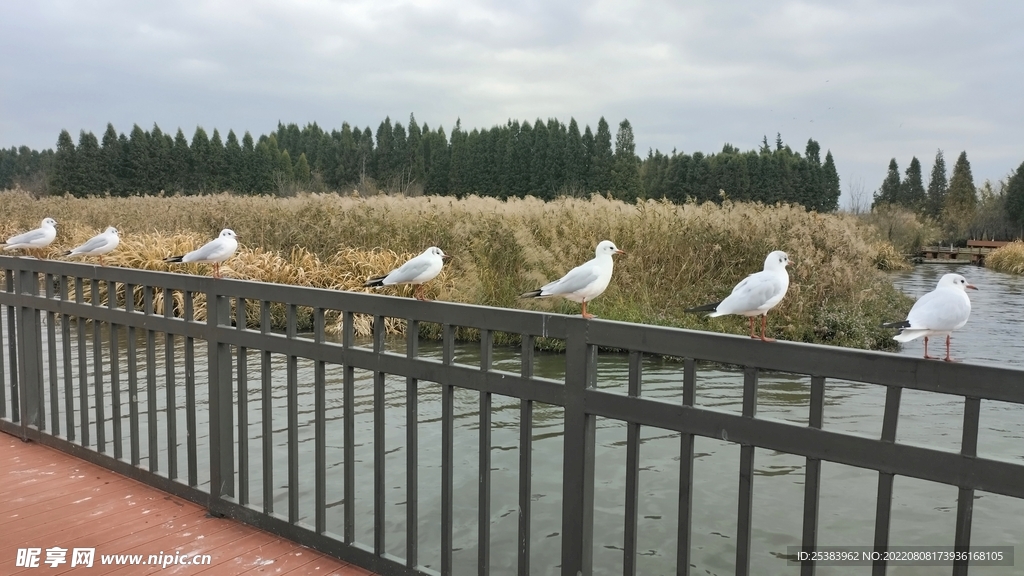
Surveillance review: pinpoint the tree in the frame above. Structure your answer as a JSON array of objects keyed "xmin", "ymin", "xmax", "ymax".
[
  {"xmin": 588, "ymin": 117, "xmax": 613, "ymax": 192},
  {"xmin": 100, "ymin": 123, "xmax": 121, "ymax": 194},
  {"xmin": 821, "ymin": 151, "xmax": 841, "ymax": 212},
  {"xmin": 294, "ymin": 152, "xmax": 311, "ymax": 186},
  {"xmin": 171, "ymin": 129, "xmax": 191, "ymax": 193},
  {"xmin": 942, "ymin": 151, "xmax": 977, "ymax": 240},
  {"xmin": 612, "ymin": 119, "xmax": 642, "ymax": 202},
  {"xmin": 900, "ymin": 156, "xmax": 926, "ymax": 211},
  {"xmin": 872, "ymin": 159, "xmax": 901, "ymax": 208},
  {"xmin": 1005, "ymin": 160, "xmax": 1024, "ymax": 234},
  {"xmin": 925, "ymin": 150, "xmax": 948, "ymax": 218},
  {"xmin": 76, "ymin": 131, "xmax": 103, "ymax": 195},
  {"xmin": 50, "ymin": 129, "xmax": 77, "ymax": 195}
]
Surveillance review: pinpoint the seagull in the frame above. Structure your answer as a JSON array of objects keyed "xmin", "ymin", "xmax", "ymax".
[
  {"xmin": 63, "ymin": 226, "xmax": 120, "ymax": 266},
  {"xmin": 363, "ymin": 246, "xmax": 450, "ymax": 301},
  {"xmin": 164, "ymin": 229, "xmax": 239, "ymax": 279},
  {"xmin": 685, "ymin": 250, "xmax": 792, "ymax": 342},
  {"xmin": 520, "ymin": 240, "xmax": 625, "ymax": 319},
  {"xmin": 883, "ymin": 273, "xmax": 976, "ymax": 361},
  {"xmin": 4, "ymin": 217, "xmax": 58, "ymax": 258}
]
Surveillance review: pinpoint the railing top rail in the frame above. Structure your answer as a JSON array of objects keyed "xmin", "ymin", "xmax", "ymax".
[{"xmin": 3, "ymin": 255, "xmax": 1023, "ymax": 405}]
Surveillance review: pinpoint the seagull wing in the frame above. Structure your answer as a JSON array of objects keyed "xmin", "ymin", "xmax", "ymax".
[
  {"xmin": 905, "ymin": 289, "xmax": 970, "ymax": 331},
  {"xmin": 5, "ymin": 228, "xmax": 47, "ymax": 246},
  {"xmin": 541, "ymin": 260, "xmax": 600, "ymax": 296},
  {"xmin": 712, "ymin": 271, "xmax": 784, "ymax": 316},
  {"xmin": 71, "ymin": 234, "xmax": 113, "ymax": 255},
  {"xmin": 384, "ymin": 256, "xmax": 435, "ymax": 285},
  {"xmin": 185, "ymin": 239, "xmax": 233, "ymax": 263}
]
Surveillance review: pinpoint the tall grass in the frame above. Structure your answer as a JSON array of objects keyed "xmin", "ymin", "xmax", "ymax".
[
  {"xmin": 0, "ymin": 191, "xmax": 912, "ymax": 349},
  {"xmin": 986, "ymin": 241, "xmax": 1024, "ymax": 275}
]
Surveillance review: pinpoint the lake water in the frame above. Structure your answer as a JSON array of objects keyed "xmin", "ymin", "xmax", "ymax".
[{"xmin": 4, "ymin": 263, "xmax": 1023, "ymax": 576}]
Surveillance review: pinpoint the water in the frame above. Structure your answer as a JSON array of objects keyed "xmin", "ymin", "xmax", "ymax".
[{"xmin": 4, "ymin": 264, "xmax": 1023, "ymax": 576}]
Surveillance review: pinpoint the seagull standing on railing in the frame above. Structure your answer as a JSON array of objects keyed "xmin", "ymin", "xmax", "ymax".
[
  {"xmin": 363, "ymin": 246, "xmax": 451, "ymax": 301},
  {"xmin": 883, "ymin": 273, "xmax": 976, "ymax": 361},
  {"xmin": 63, "ymin": 226, "xmax": 120, "ymax": 266},
  {"xmin": 685, "ymin": 250, "xmax": 792, "ymax": 342},
  {"xmin": 164, "ymin": 229, "xmax": 239, "ymax": 279},
  {"xmin": 3, "ymin": 217, "xmax": 58, "ymax": 258},
  {"xmin": 519, "ymin": 240, "xmax": 625, "ymax": 319}
]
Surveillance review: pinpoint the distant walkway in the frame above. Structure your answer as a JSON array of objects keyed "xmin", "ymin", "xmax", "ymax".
[{"xmin": 1, "ymin": 433, "xmax": 374, "ymax": 575}]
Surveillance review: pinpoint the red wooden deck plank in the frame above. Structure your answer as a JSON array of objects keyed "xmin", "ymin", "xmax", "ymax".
[{"xmin": 1, "ymin": 433, "xmax": 378, "ymax": 576}]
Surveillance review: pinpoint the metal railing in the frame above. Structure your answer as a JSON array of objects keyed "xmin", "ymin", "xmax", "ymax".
[{"xmin": 1, "ymin": 255, "xmax": 1023, "ymax": 576}]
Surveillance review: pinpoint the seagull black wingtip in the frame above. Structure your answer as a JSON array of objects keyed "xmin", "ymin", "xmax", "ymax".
[{"xmin": 684, "ymin": 301, "xmax": 721, "ymax": 313}]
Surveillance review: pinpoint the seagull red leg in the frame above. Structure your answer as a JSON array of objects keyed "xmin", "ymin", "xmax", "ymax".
[
  {"xmin": 748, "ymin": 317, "xmax": 757, "ymax": 339},
  {"xmin": 943, "ymin": 335, "xmax": 959, "ymax": 362},
  {"xmin": 581, "ymin": 299, "xmax": 594, "ymax": 319},
  {"xmin": 759, "ymin": 314, "xmax": 776, "ymax": 342},
  {"xmin": 922, "ymin": 336, "xmax": 938, "ymax": 360},
  {"xmin": 414, "ymin": 284, "xmax": 426, "ymax": 301}
]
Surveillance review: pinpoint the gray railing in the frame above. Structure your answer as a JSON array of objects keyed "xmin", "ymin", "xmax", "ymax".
[{"xmin": 1, "ymin": 255, "xmax": 1022, "ymax": 576}]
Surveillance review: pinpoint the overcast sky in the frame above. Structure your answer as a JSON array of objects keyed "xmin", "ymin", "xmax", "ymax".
[{"xmin": 2, "ymin": 1, "xmax": 1021, "ymax": 206}]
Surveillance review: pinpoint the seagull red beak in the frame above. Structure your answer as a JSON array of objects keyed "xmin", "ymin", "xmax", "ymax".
[
  {"xmin": 442, "ymin": 254, "xmax": 452, "ymax": 260},
  {"xmin": 615, "ymin": 249, "xmax": 626, "ymax": 255},
  {"xmin": 966, "ymin": 284, "xmax": 978, "ymax": 290}
]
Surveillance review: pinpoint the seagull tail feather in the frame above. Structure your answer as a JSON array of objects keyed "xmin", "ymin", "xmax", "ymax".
[
  {"xmin": 881, "ymin": 320, "xmax": 911, "ymax": 329},
  {"xmin": 164, "ymin": 255, "xmax": 185, "ymax": 263},
  {"xmin": 684, "ymin": 301, "xmax": 721, "ymax": 314},
  {"xmin": 519, "ymin": 289, "xmax": 544, "ymax": 299},
  {"xmin": 893, "ymin": 329, "xmax": 928, "ymax": 343},
  {"xmin": 363, "ymin": 276, "xmax": 387, "ymax": 288}
]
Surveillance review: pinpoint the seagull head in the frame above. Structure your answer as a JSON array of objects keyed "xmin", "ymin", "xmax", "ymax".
[
  {"xmin": 938, "ymin": 273, "xmax": 977, "ymax": 291},
  {"xmin": 428, "ymin": 246, "xmax": 451, "ymax": 260},
  {"xmin": 763, "ymin": 250, "xmax": 791, "ymax": 271},
  {"xmin": 596, "ymin": 240, "xmax": 625, "ymax": 257},
  {"xmin": 105, "ymin": 226, "xmax": 119, "ymax": 235},
  {"xmin": 42, "ymin": 217, "xmax": 57, "ymax": 228},
  {"xmin": 219, "ymin": 229, "xmax": 239, "ymax": 239}
]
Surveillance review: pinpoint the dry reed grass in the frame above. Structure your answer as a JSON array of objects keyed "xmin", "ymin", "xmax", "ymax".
[
  {"xmin": 0, "ymin": 190, "xmax": 912, "ymax": 348},
  {"xmin": 985, "ymin": 241, "xmax": 1024, "ymax": 275}
]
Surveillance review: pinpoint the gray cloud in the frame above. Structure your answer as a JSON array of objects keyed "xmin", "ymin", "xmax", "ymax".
[{"xmin": 2, "ymin": 0, "xmax": 1021, "ymax": 204}]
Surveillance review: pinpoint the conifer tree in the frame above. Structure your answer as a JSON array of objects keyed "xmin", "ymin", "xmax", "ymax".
[
  {"xmin": 612, "ymin": 119, "xmax": 642, "ymax": 202},
  {"xmin": 50, "ymin": 129, "xmax": 77, "ymax": 195},
  {"xmin": 76, "ymin": 131, "xmax": 102, "ymax": 195},
  {"xmin": 872, "ymin": 159, "xmax": 901, "ymax": 208},
  {"xmin": 588, "ymin": 117, "xmax": 614, "ymax": 192},
  {"xmin": 171, "ymin": 129, "xmax": 191, "ymax": 193},
  {"xmin": 821, "ymin": 151, "xmax": 840, "ymax": 212},
  {"xmin": 926, "ymin": 150, "xmax": 948, "ymax": 218},
  {"xmin": 900, "ymin": 157, "xmax": 926, "ymax": 211},
  {"xmin": 126, "ymin": 124, "xmax": 151, "ymax": 195},
  {"xmin": 224, "ymin": 130, "xmax": 242, "ymax": 192},
  {"xmin": 100, "ymin": 123, "xmax": 121, "ymax": 194},
  {"xmin": 294, "ymin": 152, "xmax": 311, "ymax": 186},
  {"xmin": 209, "ymin": 129, "xmax": 226, "ymax": 192},
  {"xmin": 190, "ymin": 127, "xmax": 212, "ymax": 193},
  {"xmin": 1005, "ymin": 160, "xmax": 1024, "ymax": 232},
  {"xmin": 942, "ymin": 151, "xmax": 977, "ymax": 239}
]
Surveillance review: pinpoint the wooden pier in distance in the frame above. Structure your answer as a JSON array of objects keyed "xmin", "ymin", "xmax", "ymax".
[{"xmin": 917, "ymin": 240, "xmax": 1010, "ymax": 265}]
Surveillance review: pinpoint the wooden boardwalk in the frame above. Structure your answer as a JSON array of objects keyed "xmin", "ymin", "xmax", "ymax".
[{"xmin": 1, "ymin": 432, "xmax": 376, "ymax": 575}]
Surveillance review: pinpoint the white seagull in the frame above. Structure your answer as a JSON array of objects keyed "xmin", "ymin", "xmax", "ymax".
[
  {"xmin": 164, "ymin": 229, "xmax": 239, "ymax": 279},
  {"xmin": 884, "ymin": 273, "xmax": 976, "ymax": 361},
  {"xmin": 4, "ymin": 217, "xmax": 58, "ymax": 258},
  {"xmin": 63, "ymin": 226, "xmax": 120, "ymax": 266},
  {"xmin": 685, "ymin": 250, "xmax": 792, "ymax": 342},
  {"xmin": 363, "ymin": 246, "xmax": 451, "ymax": 301},
  {"xmin": 520, "ymin": 240, "xmax": 625, "ymax": 319}
]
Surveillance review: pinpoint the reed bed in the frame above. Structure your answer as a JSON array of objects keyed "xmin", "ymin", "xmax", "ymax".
[
  {"xmin": 0, "ymin": 190, "xmax": 912, "ymax": 349},
  {"xmin": 985, "ymin": 241, "xmax": 1024, "ymax": 275}
]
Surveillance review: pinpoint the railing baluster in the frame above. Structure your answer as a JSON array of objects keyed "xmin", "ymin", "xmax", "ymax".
[
  {"xmin": 108, "ymin": 281, "xmax": 121, "ymax": 459},
  {"xmin": 91, "ymin": 278, "xmax": 105, "ymax": 452},
  {"xmin": 736, "ymin": 367, "xmax": 758, "ymax": 576},
  {"xmin": 15, "ymin": 269, "xmax": 43, "ymax": 436},
  {"xmin": 873, "ymin": 385, "xmax": 902, "ymax": 576},
  {"xmin": 236, "ymin": 297, "xmax": 249, "ymax": 506},
  {"xmin": 624, "ymin": 351, "xmax": 642, "ymax": 576},
  {"xmin": 234, "ymin": 297, "xmax": 248, "ymax": 504},
  {"xmin": 479, "ymin": 328, "xmax": 493, "ymax": 576},
  {"xmin": 0, "ymin": 270, "xmax": 10, "ymax": 421},
  {"xmin": 144, "ymin": 285, "xmax": 157, "ymax": 471},
  {"xmin": 208, "ymin": 289, "xmax": 235, "ymax": 503},
  {"xmin": 373, "ymin": 314, "xmax": 386, "ymax": 554},
  {"xmin": 406, "ymin": 318, "xmax": 419, "ymax": 567},
  {"xmin": 801, "ymin": 376, "xmax": 826, "ymax": 576},
  {"xmin": 125, "ymin": 283, "xmax": 139, "ymax": 465},
  {"xmin": 61, "ymin": 276, "xmax": 75, "ymax": 442},
  {"xmin": 46, "ymin": 274, "xmax": 58, "ymax": 435},
  {"xmin": 76, "ymin": 277, "xmax": 89, "ymax": 447},
  {"xmin": 953, "ymin": 396, "xmax": 981, "ymax": 576},
  {"xmin": 287, "ymin": 304, "xmax": 299, "ymax": 523},
  {"xmin": 561, "ymin": 319, "xmax": 596, "ymax": 576},
  {"xmin": 342, "ymin": 310, "xmax": 355, "ymax": 543},
  {"xmin": 441, "ymin": 322, "xmax": 454, "ymax": 576},
  {"xmin": 518, "ymin": 336, "xmax": 534, "ymax": 576},
  {"xmin": 677, "ymin": 357, "xmax": 696, "ymax": 576},
  {"xmin": 314, "ymin": 307, "xmax": 326, "ymax": 534},
  {"xmin": 261, "ymin": 300, "xmax": 274, "ymax": 513},
  {"xmin": 184, "ymin": 290, "xmax": 198, "ymax": 486},
  {"xmin": 164, "ymin": 287, "xmax": 177, "ymax": 479}
]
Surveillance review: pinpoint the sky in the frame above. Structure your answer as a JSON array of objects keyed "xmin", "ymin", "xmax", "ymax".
[{"xmin": 2, "ymin": 0, "xmax": 1022, "ymax": 208}]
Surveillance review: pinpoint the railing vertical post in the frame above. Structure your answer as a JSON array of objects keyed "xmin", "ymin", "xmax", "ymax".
[
  {"xmin": 15, "ymin": 269, "xmax": 42, "ymax": 439},
  {"xmin": 560, "ymin": 319, "xmax": 595, "ymax": 576},
  {"xmin": 207, "ymin": 288, "xmax": 235, "ymax": 505}
]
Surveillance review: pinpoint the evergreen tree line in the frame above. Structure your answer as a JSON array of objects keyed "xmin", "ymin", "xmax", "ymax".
[
  {"xmin": 871, "ymin": 150, "xmax": 1024, "ymax": 240},
  {"xmin": 2, "ymin": 114, "xmax": 840, "ymax": 211}
]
